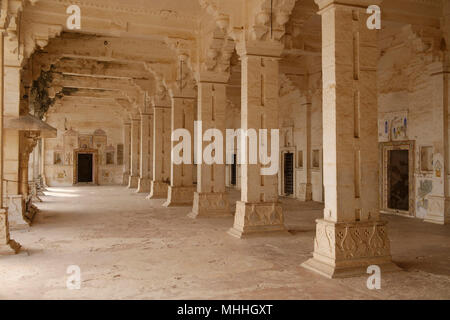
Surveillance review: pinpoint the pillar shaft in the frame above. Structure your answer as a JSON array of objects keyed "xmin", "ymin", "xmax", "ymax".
[
  {"xmin": 0, "ymin": 30, "xmax": 20, "ymax": 254},
  {"xmin": 163, "ymin": 96, "xmax": 195, "ymax": 206},
  {"xmin": 137, "ymin": 113, "xmax": 151, "ymax": 193},
  {"xmin": 299, "ymin": 93, "xmax": 312, "ymax": 201},
  {"xmin": 122, "ymin": 122, "xmax": 131, "ymax": 185},
  {"xmin": 228, "ymin": 52, "xmax": 287, "ymax": 238},
  {"xmin": 128, "ymin": 118, "xmax": 140, "ymax": 188},
  {"xmin": 148, "ymin": 106, "xmax": 170, "ymax": 199},
  {"xmin": 190, "ymin": 82, "xmax": 230, "ymax": 218},
  {"xmin": 302, "ymin": 1, "xmax": 398, "ymax": 278}
]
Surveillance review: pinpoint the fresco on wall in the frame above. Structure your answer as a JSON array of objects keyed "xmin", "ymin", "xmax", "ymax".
[
  {"xmin": 379, "ymin": 111, "xmax": 408, "ymax": 142},
  {"xmin": 416, "ymin": 179, "xmax": 433, "ymax": 218},
  {"xmin": 78, "ymin": 135, "xmax": 93, "ymax": 149},
  {"xmin": 64, "ymin": 129, "xmax": 78, "ymax": 165}
]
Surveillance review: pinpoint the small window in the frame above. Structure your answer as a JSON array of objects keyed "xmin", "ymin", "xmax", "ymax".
[
  {"xmin": 106, "ymin": 152, "xmax": 115, "ymax": 165},
  {"xmin": 298, "ymin": 150, "xmax": 303, "ymax": 168},
  {"xmin": 117, "ymin": 144, "xmax": 124, "ymax": 165},
  {"xmin": 312, "ymin": 150, "xmax": 320, "ymax": 169},
  {"xmin": 54, "ymin": 152, "xmax": 63, "ymax": 165},
  {"xmin": 420, "ymin": 146, "xmax": 433, "ymax": 172}
]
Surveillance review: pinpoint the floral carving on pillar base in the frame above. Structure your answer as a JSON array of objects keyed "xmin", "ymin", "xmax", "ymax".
[
  {"xmin": 188, "ymin": 192, "xmax": 231, "ymax": 218},
  {"xmin": 163, "ymin": 186, "xmax": 195, "ymax": 207},
  {"xmin": 0, "ymin": 209, "xmax": 21, "ymax": 255},
  {"xmin": 228, "ymin": 201, "xmax": 288, "ymax": 238},
  {"xmin": 302, "ymin": 219, "xmax": 400, "ymax": 278}
]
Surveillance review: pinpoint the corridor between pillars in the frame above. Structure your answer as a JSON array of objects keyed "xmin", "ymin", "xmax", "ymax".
[
  {"xmin": 302, "ymin": 0, "xmax": 398, "ymax": 278},
  {"xmin": 189, "ymin": 81, "xmax": 230, "ymax": 218},
  {"xmin": 163, "ymin": 96, "xmax": 196, "ymax": 207}
]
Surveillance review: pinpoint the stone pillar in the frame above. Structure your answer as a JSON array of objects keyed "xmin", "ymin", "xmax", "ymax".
[
  {"xmin": 128, "ymin": 117, "xmax": 140, "ymax": 188},
  {"xmin": 15, "ymin": 132, "xmax": 38, "ymax": 226},
  {"xmin": 148, "ymin": 106, "xmax": 170, "ymax": 199},
  {"xmin": 228, "ymin": 45, "xmax": 287, "ymax": 238},
  {"xmin": 163, "ymin": 96, "xmax": 196, "ymax": 207},
  {"xmin": 189, "ymin": 81, "xmax": 230, "ymax": 218},
  {"xmin": 41, "ymin": 137, "xmax": 47, "ymax": 188},
  {"xmin": 0, "ymin": 30, "xmax": 20, "ymax": 254},
  {"xmin": 298, "ymin": 93, "xmax": 312, "ymax": 201},
  {"xmin": 122, "ymin": 121, "xmax": 131, "ymax": 185},
  {"xmin": 137, "ymin": 112, "xmax": 151, "ymax": 193},
  {"xmin": 302, "ymin": 0, "xmax": 398, "ymax": 278}
]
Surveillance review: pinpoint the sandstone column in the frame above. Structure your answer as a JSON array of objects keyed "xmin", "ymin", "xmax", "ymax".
[
  {"xmin": 0, "ymin": 29, "xmax": 20, "ymax": 255},
  {"xmin": 302, "ymin": 0, "xmax": 398, "ymax": 278},
  {"xmin": 128, "ymin": 117, "xmax": 140, "ymax": 188},
  {"xmin": 298, "ymin": 93, "xmax": 312, "ymax": 201},
  {"xmin": 137, "ymin": 112, "xmax": 151, "ymax": 193},
  {"xmin": 228, "ymin": 44, "xmax": 287, "ymax": 238},
  {"xmin": 122, "ymin": 121, "xmax": 131, "ymax": 185},
  {"xmin": 163, "ymin": 96, "xmax": 196, "ymax": 207},
  {"xmin": 148, "ymin": 105, "xmax": 170, "ymax": 198},
  {"xmin": 189, "ymin": 80, "xmax": 230, "ymax": 218}
]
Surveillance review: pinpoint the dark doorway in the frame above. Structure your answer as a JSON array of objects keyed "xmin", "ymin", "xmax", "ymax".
[
  {"xmin": 78, "ymin": 153, "xmax": 93, "ymax": 183},
  {"xmin": 388, "ymin": 150, "xmax": 409, "ymax": 211},
  {"xmin": 231, "ymin": 154, "xmax": 237, "ymax": 186},
  {"xmin": 284, "ymin": 153, "xmax": 294, "ymax": 196}
]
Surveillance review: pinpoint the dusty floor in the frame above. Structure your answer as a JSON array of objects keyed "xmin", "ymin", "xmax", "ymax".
[{"xmin": 0, "ymin": 186, "xmax": 449, "ymax": 299}]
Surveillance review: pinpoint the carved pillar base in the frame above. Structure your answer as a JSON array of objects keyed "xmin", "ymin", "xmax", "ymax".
[
  {"xmin": 228, "ymin": 201, "xmax": 288, "ymax": 238},
  {"xmin": 301, "ymin": 219, "xmax": 400, "ymax": 279},
  {"xmin": 163, "ymin": 186, "xmax": 195, "ymax": 207},
  {"xmin": 128, "ymin": 175, "xmax": 139, "ymax": 189},
  {"xmin": 0, "ymin": 209, "xmax": 21, "ymax": 255},
  {"xmin": 3, "ymin": 195, "xmax": 29, "ymax": 228},
  {"xmin": 298, "ymin": 183, "xmax": 312, "ymax": 201},
  {"xmin": 25, "ymin": 203, "xmax": 39, "ymax": 225},
  {"xmin": 188, "ymin": 192, "xmax": 231, "ymax": 219},
  {"xmin": 137, "ymin": 177, "xmax": 151, "ymax": 193},
  {"xmin": 122, "ymin": 173, "xmax": 130, "ymax": 186},
  {"xmin": 147, "ymin": 181, "xmax": 169, "ymax": 199},
  {"xmin": 424, "ymin": 196, "xmax": 450, "ymax": 225}
]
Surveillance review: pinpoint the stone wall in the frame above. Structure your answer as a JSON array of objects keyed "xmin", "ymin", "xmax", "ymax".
[
  {"xmin": 44, "ymin": 102, "xmax": 124, "ymax": 186},
  {"xmin": 378, "ymin": 24, "xmax": 444, "ymax": 220}
]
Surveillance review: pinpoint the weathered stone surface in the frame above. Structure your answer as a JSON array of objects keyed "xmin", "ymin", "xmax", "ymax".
[
  {"xmin": 189, "ymin": 192, "xmax": 231, "ymax": 218},
  {"xmin": 228, "ymin": 201, "xmax": 288, "ymax": 238}
]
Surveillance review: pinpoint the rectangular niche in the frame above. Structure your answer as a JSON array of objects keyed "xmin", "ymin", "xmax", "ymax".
[
  {"xmin": 420, "ymin": 146, "xmax": 433, "ymax": 172},
  {"xmin": 106, "ymin": 152, "xmax": 115, "ymax": 165},
  {"xmin": 298, "ymin": 150, "xmax": 303, "ymax": 168},
  {"xmin": 53, "ymin": 152, "xmax": 63, "ymax": 165},
  {"xmin": 312, "ymin": 150, "xmax": 320, "ymax": 169},
  {"xmin": 117, "ymin": 144, "xmax": 124, "ymax": 165}
]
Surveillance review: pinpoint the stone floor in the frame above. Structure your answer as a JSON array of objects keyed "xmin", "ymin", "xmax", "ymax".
[{"xmin": 0, "ymin": 186, "xmax": 449, "ymax": 299}]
